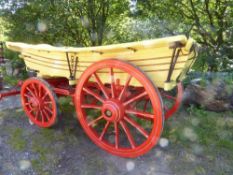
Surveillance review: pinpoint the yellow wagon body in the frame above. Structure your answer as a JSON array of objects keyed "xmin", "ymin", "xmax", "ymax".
[{"xmin": 6, "ymin": 35, "xmax": 197, "ymax": 91}]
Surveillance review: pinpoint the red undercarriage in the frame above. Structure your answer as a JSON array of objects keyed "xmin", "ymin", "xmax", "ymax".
[
  {"xmin": 0, "ymin": 77, "xmax": 183, "ymax": 121},
  {"xmin": 0, "ymin": 78, "xmax": 74, "ymax": 100}
]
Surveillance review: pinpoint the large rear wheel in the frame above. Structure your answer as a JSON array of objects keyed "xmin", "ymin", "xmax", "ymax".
[{"xmin": 75, "ymin": 59, "xmax": 163, "ymax": 158}]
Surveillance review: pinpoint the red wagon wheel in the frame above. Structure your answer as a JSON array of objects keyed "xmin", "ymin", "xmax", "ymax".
[
  {"xmin": 75, "ymin": 59, "xmax": 163, "ymax": 158},
  {"xmin": 160, "ymin": 82, "xmax": 183, "ymax": 120},
  {"xmin": 21, "ymin": 77, "xmax": 58, "ymax": 128}
]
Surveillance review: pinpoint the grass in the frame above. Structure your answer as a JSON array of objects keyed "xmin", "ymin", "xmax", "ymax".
[
  {"xmin": 3, "ymin": 75, "xmax": 20, "ymax": 86},
  {"xmin": 2, "ymin": 95, "xmax": 232, "ymax": 174},
  {"xmin": 29, "ymin": 128, "xmax": 68, "ymax": 173},
  {"xmin": 58, "ymin": 96, "xmax": 74, "ymax": 112},
  {"xmin": 7, "ymin": 128, "xmax": 27, "ymax": 151},
  {"xmin": 162, "ymin": 106, "xmax": 233, "ymax": 175}
]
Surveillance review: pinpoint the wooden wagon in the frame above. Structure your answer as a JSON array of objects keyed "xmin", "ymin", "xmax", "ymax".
[{"xmin": 1, "ymin": 35, "xmax": 198, "ymax": 157}]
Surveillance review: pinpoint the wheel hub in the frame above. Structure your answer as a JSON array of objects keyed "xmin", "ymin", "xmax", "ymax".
[
  {"xmin": 31, "ymin": 97, "xmax": 44, "ymax": 109},
  {"xmin": 104, "ymin": 110, "xmax": 112, "ymax": 117},
  {"xmin": 102, "ymin": 99, "xmax": 124, "ymax": 122},
  {"xmin": 31, "ymin": 97, "xmax": 39, "ymax": 107}
]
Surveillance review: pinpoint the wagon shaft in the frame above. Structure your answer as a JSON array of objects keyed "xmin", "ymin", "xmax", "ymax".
[
  {"xmin": 0, "ymin": 81, "xmax": 22, "ymax": 100},
  {"xmin": 0, "ymin": 89, "xmax": 21, "ymax": 100}
]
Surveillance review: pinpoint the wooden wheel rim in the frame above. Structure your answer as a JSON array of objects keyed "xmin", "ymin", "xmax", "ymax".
[
  {"xmin": 162, "ymin": 82, "xmax": 183, "ymax": 120},
  {"xmin": 21, "ymin": 78, "xmax": 58, "ymax": 128},
  {"xmin": 75, "ymin": 59, "xmax": 163, "ymax": 158}
]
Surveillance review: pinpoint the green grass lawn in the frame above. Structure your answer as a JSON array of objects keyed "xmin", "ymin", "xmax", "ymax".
[{"xmin": 162, "ymin": 106, "xmax": 233, "ymax": 175}]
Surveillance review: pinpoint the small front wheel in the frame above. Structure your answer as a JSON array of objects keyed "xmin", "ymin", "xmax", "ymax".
[
  {"xmin": 21, "ymin": 77, "xmax": 59, "ymax": 128},
  {"xmin": 75, "ymin": 59, "xmax": 164, "ymax": 158}
]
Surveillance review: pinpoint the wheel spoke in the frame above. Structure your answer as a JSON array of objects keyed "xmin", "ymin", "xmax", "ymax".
[
  {"xmin": 44, "ymin": 106, "xmax": 53, "ymax": 114},
  {"xmin": 44, "ymin": 101, "xmax": 53, "ymax": 105},
  {"xmin": 110, "ymin": 68, "xmax": 116, "ymax": 98},
  {"xmin": 125, "ymin": 109, "xmax": 154, "ymax": 120},
  {"xmin": 25, "ymin": 102, "xmax": 31, "ymax": 106},
  {"xmin": 123, "ymin": 91, "xmax": 147, "ymax": 106},
  {"xmin": 24, "ymin": 93, "xmax": 33, "ymax": 99},
  {"xmin": 28, "ymin": 107, "xmax": 36, "ymax": 113},
  {"xmin": 31, "ymin": 83, "xmax": 39, "ymax": 97},
  {"xmin": 41, "ymin": 92, "xmax": 49, "ymax": 100},
  {"xmin": 26, "ymin": 87, "xmax": 36, "ymax": 98},
  {"xmin": 81, "ymin": 104, "xmax": 102, "ymax": 110},
  {"xmin": 131, "ymin": 101, "xmax": 138, "ymax": 109},
  {"xmin": 118, "ymin": 75, "xmax": 132, "ymax": 101},
  {"xmin": 27, "ymin": 106, "xmax": 33, "ymax": 112},
  {"xmin": 99, "ymin": 121, "xmax": 110, "ymax": 140},
  {"xmin": 40, "ymin": 111, "xmax": 44, "ymax": 124},
  {"xmin": 120, "ymin": 121, "xmax": 136, "ymax": 149},
  {"xmin": 88, "ymin": 115, "xmax": 104, "ymax": 126},
  {"xmin": 25, "ymin": 102, "xmax": 34, "ymax": 108},
  {"xmin": 114, "ymin": 122, "xmax": 119, "ymax": 149},
  {"xmin": 35, "ymin": 110, "xmax": 40, "ymax": 120},
  {"xmin": 124, "ymin": 116, "xmax": 149, "ymax": 139},
  {"xmin": 143, "ymin": 100, "xmax": 149, "ymax": 111},
  {"xmin": 42, "ymin": 109, "xmax": 50, "ymax": 121},
  {"xmin": 162, "ymin": 93, "xmax": 176, "ymax": 100},
  {"xmin": 83, "ymin": 87, "xmax": 104, "ymax": 103},
  {"xmin": 93, "ymin": 73, "xmax": 110, "ymax": 99}
]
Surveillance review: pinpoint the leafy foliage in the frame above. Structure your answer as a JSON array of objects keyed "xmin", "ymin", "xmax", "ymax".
[{"xmin": 0, "ymin": 0, "xmax": 232, "ymax": 71}]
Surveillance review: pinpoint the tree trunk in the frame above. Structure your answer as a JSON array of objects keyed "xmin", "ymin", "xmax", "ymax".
[{"xmin": 183, "ymin": 83, "xmax": 233, "ymax": 112}]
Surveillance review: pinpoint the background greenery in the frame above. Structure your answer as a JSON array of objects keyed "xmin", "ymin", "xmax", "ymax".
[
  {"xmin": 0, "ymin": 0, "xmax": 233, "ymax": 72},
  {"xmin": 0, "ymin": 2, "xmax": 232, "ymax": 174}
]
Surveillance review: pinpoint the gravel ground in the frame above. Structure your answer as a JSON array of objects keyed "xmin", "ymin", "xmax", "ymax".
[
  {"xmin": 0, "ymin": 95, "xmax": 21, "ymax": 110},
  {"xmin": 0, "ymin": 96, "xmax": 172, "ymax": 175},
  {"xmin": 1, "ymin": 96, "xmax": 232, "ymax": 175}
]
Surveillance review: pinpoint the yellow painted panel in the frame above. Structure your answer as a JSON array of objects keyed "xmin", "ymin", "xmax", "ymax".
[{"xmin": 6, "ymin": 35, "xmax": 198, "ymax": 90}]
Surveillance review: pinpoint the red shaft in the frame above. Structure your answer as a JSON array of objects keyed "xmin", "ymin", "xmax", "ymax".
[{"xmin": 0, "ymin": 90, "xmax": 20, "ymax": 100}]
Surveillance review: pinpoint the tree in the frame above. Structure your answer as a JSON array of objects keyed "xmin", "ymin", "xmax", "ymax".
[
  {"xmin": 137, "ymin": 0, "xmax": 233, "ymax": 71},
  {"xmin": 1, "ymin": 0, "xmax": 233, "ymax": 71},
  {"xmin": 0, "ymin": 0, "xmax": 127, "ymax": 46},
  {"xmin": 0, "ymin": 16, "xmax": 9, "ymax": 41}
]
